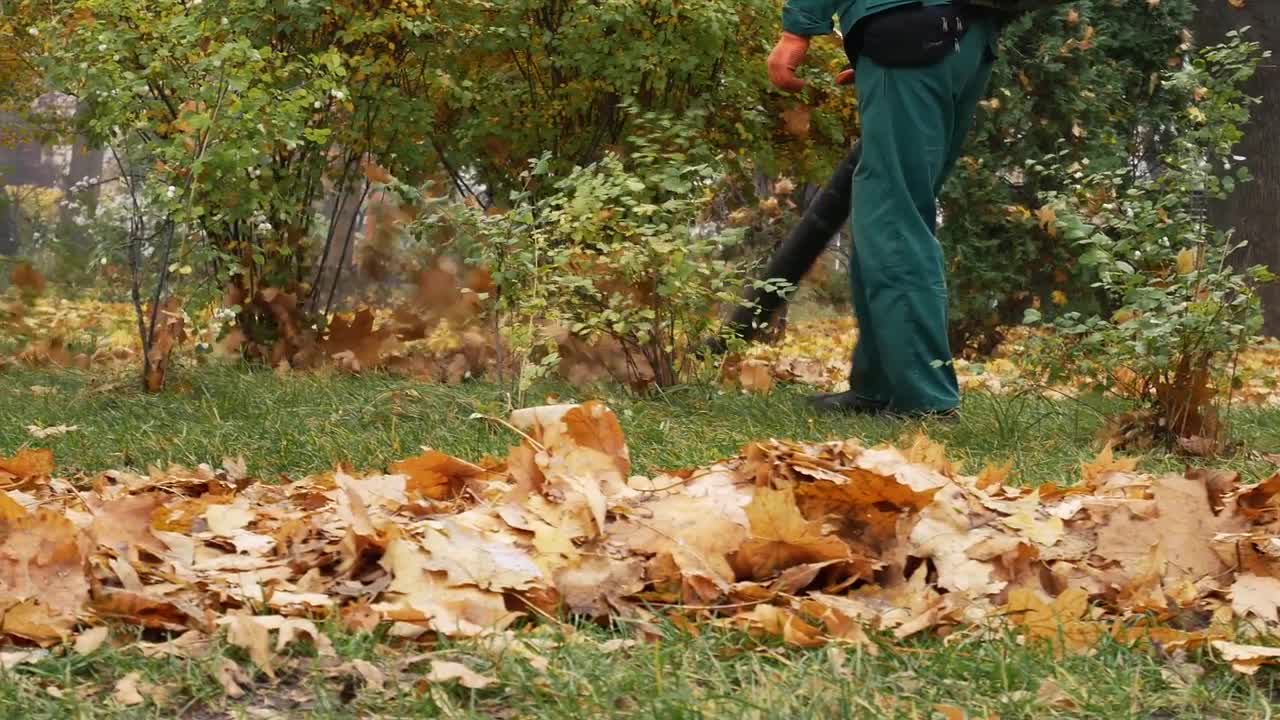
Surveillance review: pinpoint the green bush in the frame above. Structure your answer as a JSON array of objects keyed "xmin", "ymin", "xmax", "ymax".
[
  {"xmin": 430, "ymin": 111, "xmax": 759, "ymax": 391},
  {"xmin": 1022, "ymin": 30, "xmax": 1272, "ymax": 450},
  {"xmin": 939, "ymin": 0, "xmax": 1200, "ymax": 355}
]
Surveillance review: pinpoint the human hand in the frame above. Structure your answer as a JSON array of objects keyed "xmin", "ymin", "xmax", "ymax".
[{"xmin": 767, "ymin": 32, "xmax": 811, "ymax": 92}]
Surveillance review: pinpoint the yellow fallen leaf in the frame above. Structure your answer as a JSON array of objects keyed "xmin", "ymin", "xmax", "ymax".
[
  {"xmin": 0, "ymin": 448, "xmax": 54, "ymax": 484},
  {"xmin": 1176, "ymin": 247, "xmax": 1197, "ymax": 275},
  {"xmin": 933, "ymin": 704, "xmax": 966, "ymax": 720},
  {"xmin": 732, "ymin": 487, "xmax": 851, "ymax": 581},
  {"xmin": 1080, "ymin": 442, "xmax": 1138, "ymax": 484},
  {"xmin": 1037, "ymin": 206, "xmax": 1058, "ymax": 236}
]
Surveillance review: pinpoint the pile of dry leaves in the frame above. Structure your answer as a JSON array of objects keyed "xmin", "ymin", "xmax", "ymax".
[{"xmin": 2, "ymin": 402, "xmax": 1280, "ymax": 677}]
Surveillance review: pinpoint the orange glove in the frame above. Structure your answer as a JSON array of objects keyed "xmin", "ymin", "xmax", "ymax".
[{"xmin": 767, "ymin": 32, "xmax": 811, "ymax": 92}]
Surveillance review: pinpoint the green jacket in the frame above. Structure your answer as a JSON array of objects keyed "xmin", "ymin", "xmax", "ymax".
[{"xmin": 782, "ymin": 0, "xmax": 953, "ymax": 38}]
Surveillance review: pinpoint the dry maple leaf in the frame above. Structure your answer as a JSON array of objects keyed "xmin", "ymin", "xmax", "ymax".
[
  {"xmin": 1003, "ymin": 587, "xmax": 1101, "ymax": 656},
  {"xmin": 91, "ymin": 493, "xmax": 168, "ymax": 559},
  {"xmin": 1229, "ymin": 574, "xmax": 1280, "ymax": 625},
  {"xmin": 216, "ymin": 614, "xmax": 333, "ymax": 679},
  {"xmin": 203, "ymin": 498, "xmax": 257, "ymax": 537},
  {"xmin": 389, "ymin": 450, "xmax": 482, "ymax": 501},
  {"xmin": 738, "ymin": 360, "xmax": 774, "ymax": 394},
  {"xmin": 562, "ymin": 401, "xmax": 631, "ymax": 474},
  {"xmin": 0, "ymin": 648, "xmax": 49, "ymax": 670},
  {"xmin": 734, "ymin": 604, "xmax": 826, "ymax": 648},
  {"xmin": 26, "ymin": 424, "xmax": 78, "ymax": 439},
  {"xmin": 220, "ymin": 613, "xmax": 276, "ymax": 677},
  {"xmin": 910, "ymin": 493, "xmax": 1007, "ymax": 598},
  {"xmin": 419, "ymin": 518, "xmax": 544, "ymax": 591},
  {"xmin": 797, "ymin": 595, "xmax": 877, "ymax": 646},
  {"xmin": 0, "ymin": 448, "xmax": 54, "ymax": 487},
  {"xmin": 781, "ymin": 105, "xmax": 812, "ymax": 139},
  {"xmin": 73, "ymin": 626, "xmax": 110, "ymax": 655},
  {"xmin": 1081, "ymin": 443, "xmax": 1139, "ymax": 485},
  {"xmin": 932, "ymin": 705, "xmax": 966, "ymax": 720},
  {"xmin": 1094, "ymin": 473, "xmax": 1245, "ymax": 584},
  {"xmin": 552, "ymin": 551, "xmax": 645, "ymax": 617},
  {"xmin": 0, "ymin": 509, "xmax": 91, "ymax": 644},
  {"xmin": 1035, "ymin": 678, "xmax": 1078, "ymax": 710},
  {"xmin": 143, "ymin": 296, "xmax": 187, "ymax": 392},
  {"xmin": 214, "ymin": 657, "xmax": 252, "ymax": 698},
  {"xmin": 731, "ymin": 487, "xmax": 853, "ymax": 581},
  {"xmin": 611, "ymin": 494, "xmax": 746, "ymax": 603},
  {"xmin": 9, "ymin": 262, "xmax": 47, "ymax": 296},
  {"xmin": 91, "ymin": 588, "xmax": 203, "ymax": 632},
  {"xmin": 376, "ymin": 536, "xmax": 517, "ymax": 636},
  {"xmin": 1236, "ymin": 474, "xmax": 1280, "ymax": 521},
  {"xmin": 343, "ymin": 658, "xmax": 387, "ymax": 692}
]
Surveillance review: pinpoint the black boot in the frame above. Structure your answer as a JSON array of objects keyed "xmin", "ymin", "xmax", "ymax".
[
  {"xmin": 808, "ymin": 389, "xmax": 887, "ymax": 415},
  {"xmin": 809, "ymin": 388, "xmax": 960, "ymax": 420}
]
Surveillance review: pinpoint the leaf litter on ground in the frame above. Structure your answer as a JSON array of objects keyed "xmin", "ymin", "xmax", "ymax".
[{"xmin": 1, "ymin": 400, "xmax": 1280, "ymax": 691}]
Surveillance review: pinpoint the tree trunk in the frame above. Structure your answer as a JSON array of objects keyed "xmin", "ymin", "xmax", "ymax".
[
  {"xmin": 0, "ymin": 189, "xmax": 16, "ymax": 256},
  {"xmin": 1195, "ymin": 0, "xmax": 1280, "ymax": 336}
]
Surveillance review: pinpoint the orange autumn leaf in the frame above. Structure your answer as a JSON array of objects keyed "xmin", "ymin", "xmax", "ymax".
[
  {"xmin": 390, "ymin": 450, "xmax": 483, "ymax": 501},
  {"xmin": 0, "ymin": 448, "xmax": 54, "ymax": 486}
]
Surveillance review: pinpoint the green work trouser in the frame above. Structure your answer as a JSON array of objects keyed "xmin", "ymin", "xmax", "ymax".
[{"xmin": 847, "ymin": 16, "xmax": 996, "ymax": 414}]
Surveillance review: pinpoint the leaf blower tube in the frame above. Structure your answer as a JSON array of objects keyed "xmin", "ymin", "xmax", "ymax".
[{"xmin": 717, "ymin": 140, "xmax": 861, "ymax": 348}]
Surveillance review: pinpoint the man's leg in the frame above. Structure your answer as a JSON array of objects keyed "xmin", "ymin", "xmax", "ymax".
[{"xmin": 849, "ymin": 23, "xmax": 994, "ymax": 415}]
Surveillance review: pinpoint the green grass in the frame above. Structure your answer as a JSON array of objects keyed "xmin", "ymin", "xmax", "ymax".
[
  {"xmin": 4, "ymin": 364, "xmax": 1278, "ymax": 484},
  {"xmin": 1, "ymin": 366, "xmax": 1279, "ymax": 719}
]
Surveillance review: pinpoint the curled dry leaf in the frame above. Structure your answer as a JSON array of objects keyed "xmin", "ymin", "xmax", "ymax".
[
  {"xmin": 346, "ymin": 659, "xmax": 386, "ymax": 692},
  {"xmin": 214, "ymin": 657, "xmax": 252, "ymax": 698},
  {"xmin": 1212, "ymin": 640, "xmax": 1280, "ymax": 675},
  {"xmin": 425, "ymin": 660, "xmax": 497, "ymax": 690},
  {"xmin": 0, "ymin": 648, "xmax": 48, "ymax": 670},
  {"xmin": 220, "ymin": 613, "xmax": 275, "ymax": 678},
  {"xmin": 73, "ymin": 626, "xmax": 110, "ymax": 655},
  {"xmin": 26, "ymin": 424, "xmax": 78, "ymax": 439},
  {"xmin": 1035, "ymin": 678, "xmax": 1078, "ymax": 710},
  {"xmin": 113, "ymin": 672, "xmax": 145, "ymax": 707}
]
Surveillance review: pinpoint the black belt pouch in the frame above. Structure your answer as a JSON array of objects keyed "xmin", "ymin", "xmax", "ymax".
[{"xmin": 845, "ymin": 4, "xmax": 970, "ymax": 68}]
